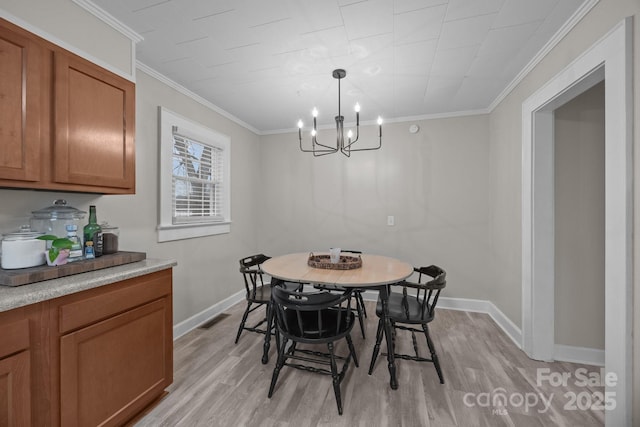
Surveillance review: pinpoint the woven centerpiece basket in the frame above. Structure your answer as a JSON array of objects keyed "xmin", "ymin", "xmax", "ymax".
[{"xmin": 307, "ymin": 252, "xmax": 362, "ymax": 270}]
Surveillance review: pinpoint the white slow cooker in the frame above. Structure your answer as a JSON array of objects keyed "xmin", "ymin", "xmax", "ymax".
[{"xmin": 1, "ymin": 226, "xmax": 46, "ymax": 269}]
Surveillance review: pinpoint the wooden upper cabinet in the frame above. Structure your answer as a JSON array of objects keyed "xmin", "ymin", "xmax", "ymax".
[
  {"xmin": 53, "ymin": 52, "xmax": 135, "ymax": 190},
  {"xmin": 0, "ymin": 18, "xmax": 136, "ymax": 194},
  {"xmin": 0, "ymin": 23, "xmax": 42, "ymax": 182}
]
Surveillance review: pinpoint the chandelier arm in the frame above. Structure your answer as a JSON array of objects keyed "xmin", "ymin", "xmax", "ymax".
[
  {"xmin": 314, "ymin": 149, "xmax": 338, "ymax": 157},
  {"xmin": 341, "ymin": 136, "xmax": 381, "ymax": 152},
  {"xmin": 299, "ymin": 132, "xmax": 338, "ymax": 154}
]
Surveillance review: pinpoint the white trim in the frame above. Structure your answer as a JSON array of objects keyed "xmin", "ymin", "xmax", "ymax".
[
  {"xmin": 157, "ymin": 222, "xmax": 231, "ymax": 242},
  {"xmin": 12, "ymin": 0, "xmax": 595, "ymax": 132},
  {"xmin": 438, "ymin": 297, "xmax": 523, "ymax": 349},
  {"xmin": 361, "ymin": 292, "xmax": 523, "ymax": 350},
  {"xmin": 487, "ymin": 0, "xmax": 600, "ymax": 112},
  {"xmin": 173, "ymin": 289, "xmax": 245, "ymax": 340},
  {"xmin": 176, "ymin": 291, "xmax": 603, "ymax": 369},
  {"xmin": 555, "ymin": 344, "xmax": 605, "ymax": 367},
  {"xmin": 158, "ymin": 107, "xmax": 232, "ymax": 242},
  {"xmin": 522, "ymin": 18, "xmax": 633, "ymax": 426},
  {"xmin": 71, "ymin": 0, "xmax": 143, "ymax": 43},
  {"xmin": 0, "ymin": 9, "xmax": 136, "ymax": 82},
  {"xmin": 138, "ymin": 62, "xmax": 260, "ymax": 135}
]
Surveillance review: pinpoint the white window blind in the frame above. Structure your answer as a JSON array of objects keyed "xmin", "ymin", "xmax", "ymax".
[
  {"xmin": 159, "ymin": 107, "xmax": 230, "ymax": 242},
  {"xmin": 172, "ymin": 128, "xmax": 225, "ymax": 224}
]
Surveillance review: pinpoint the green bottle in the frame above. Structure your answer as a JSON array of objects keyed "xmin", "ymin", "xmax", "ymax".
[{"xmin": 83, "ymin": 205, "xmax": 103, "ymax": 258}]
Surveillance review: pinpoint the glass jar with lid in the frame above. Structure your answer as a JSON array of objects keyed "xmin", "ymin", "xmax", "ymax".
[
  {"xmin": 100, "ymin": 222, "xmax": 119, "ymax": 254},
  {"xmin": 30, "ymin": 199, "xmax": 86, "ymax": 239}
]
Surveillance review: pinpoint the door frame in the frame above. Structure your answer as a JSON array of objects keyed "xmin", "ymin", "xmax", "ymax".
[{"xmin": 521, "ymin": 18, "xmax": 633, "ymax": 426}]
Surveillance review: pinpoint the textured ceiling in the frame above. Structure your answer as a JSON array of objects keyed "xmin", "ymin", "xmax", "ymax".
[{"xmin": 92, "ymin": 0, "xmax": 587, "ymax": 133}]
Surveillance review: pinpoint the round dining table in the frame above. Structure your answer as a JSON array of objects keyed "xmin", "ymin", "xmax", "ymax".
[{"xmin": 261, "ymin": 252, "xmax": 413, "ymax": 390}]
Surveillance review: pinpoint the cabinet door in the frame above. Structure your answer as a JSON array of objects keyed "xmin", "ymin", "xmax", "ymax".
[
  {"xmin": 60, "ymin": 298, "xmax": 171, "ymax": 427},
  {"xmin": 0, "ymin": 21, "xmax": 42, "ymax": 182},
  {"xmin": 53, "ymin": 51, "xmax": 135, "ymax": 191},
  {"xmin": 0, "ymin": 315, "xmax": 32, "ymax": 427},
  {"xmin": 0, "ymin": 351, "xmax": 31, "ymax": 427}
]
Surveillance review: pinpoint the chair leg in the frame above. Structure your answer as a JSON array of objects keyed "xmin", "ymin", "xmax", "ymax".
[
  {"xmin": 356, "ymin": 290, "xmax": 367, "ymax": 318},
  {"xmin": 235, "ymin": 301, "xmax": 252, "ymax": 344},
  {"xmin": 268, "ymin": 337, "xmax": 287, "ymax": 398},
  {"xmin": 327, "ymin": 342, "xmax": 343, "ymax": 415},
  {"xmin": 411, "ymin": 330, "xmax": 420, "ymax": 358},
  {"xmin": 345, "ymin": 334, "xmax": 359, "ymax": 368},
  {"xmin": 368, "ymin": 318, "xmax": 385, "ymax": 375},
  {"xmin": 356, "ymin": 301, "xmax": 366, "ymax": 339},
  {"xmin": 423, "ymin": 324, "xmax": 444, "ymax": 384},
  {"xmin": 262, "ymin": 302, "xmax": 273, "ymax": 364}
]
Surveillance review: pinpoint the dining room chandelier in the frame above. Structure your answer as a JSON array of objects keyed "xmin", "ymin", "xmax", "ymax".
[{"xmin": 297, "ymin": 69, "xmax": 382, "ymax": 157}]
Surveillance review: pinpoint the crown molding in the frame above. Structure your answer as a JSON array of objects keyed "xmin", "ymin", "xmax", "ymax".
[
  {"xmin": 487, "ymin": 0, "xmax": 600, "ymax": 112},
  {"xmin": 71, "ymin": 0, "xmax": 143, "ymax": 43},
  {"xmin": 137, "ymin": 61, "xmax": 261, "ymax": 135}
]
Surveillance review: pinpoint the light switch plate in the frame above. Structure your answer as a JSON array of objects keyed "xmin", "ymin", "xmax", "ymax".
[{"xmin": 387, "ymin": 215, "xmax": 395, "ymax": 226}]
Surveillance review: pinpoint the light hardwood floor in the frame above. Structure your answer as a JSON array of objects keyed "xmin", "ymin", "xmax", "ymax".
[{"xmin": 134, "ymin": 301, "xmax": 605, "ymax": 426}]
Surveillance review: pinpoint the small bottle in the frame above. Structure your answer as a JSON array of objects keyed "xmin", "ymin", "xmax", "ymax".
[
  {"xmin": 83, "ymin": 205, "xmax": 103, "ymax": 258},
  {"xmin": 84, "ymin": 241, "xmax": 95, "ymax": 259},
  {"xmin": 65, "ymin": 224, "xmax": 83, "ymax": 262}
]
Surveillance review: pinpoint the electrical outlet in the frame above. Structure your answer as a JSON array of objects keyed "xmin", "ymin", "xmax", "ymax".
[{"xmin": 387, "ymin": 215, "xmax": 395, "ymax": 226}]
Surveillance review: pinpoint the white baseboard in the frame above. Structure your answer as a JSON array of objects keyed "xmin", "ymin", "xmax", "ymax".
[
  {"xmin": 176, "ymin": 290, "xmax": 603, "ymax": 367},
  {"xmin": 438, "ymin": 297, "xmax": 523, "ymax": 349},
  {"xmin": 554, "ymin": 344, "xmax": 605, "ymax": 366},
  {"xmin": 360, "ymin": 292, "xmax": 523, "ymax": 349},
  {"xmin": 173, "ymin": 290, "xmax": 245, "ymax": 340}
]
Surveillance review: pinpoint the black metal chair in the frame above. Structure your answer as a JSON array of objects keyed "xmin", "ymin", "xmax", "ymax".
[
  {"xmin": 368, "ymin": 265, "xmax": 446, "ymax": 384},
  {"xmin": 268, "ymin": 280, "xmax": 359, "ymax": 415},
  {"xmin": 314, "ymin": 250, "xmax": 368, "ymax": 339},
  {"xmin": 235, "ymin": 254, "xmax": 273, "ymax": 344}
]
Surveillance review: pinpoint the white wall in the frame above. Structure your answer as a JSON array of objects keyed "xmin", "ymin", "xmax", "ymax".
[{"xmin": 258, "ymin": 116, "xmax": 495, "ymax": 302}]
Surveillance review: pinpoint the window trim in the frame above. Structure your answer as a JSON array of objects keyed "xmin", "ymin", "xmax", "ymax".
[{"xmin": 158, "ymin": 107, "xmax": 231, "ymax": 242}]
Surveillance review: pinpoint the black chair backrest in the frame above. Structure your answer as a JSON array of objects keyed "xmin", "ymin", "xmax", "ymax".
[
  {"xmin": 239, "ymin": 254, "xmax": 271, "ymax": 299},
  {"xmin": 271, "ymin": 283, "xmax": 353, "ymax": 340},
  {"xmin": 403, "ymin": 265, "xmax": 446, "ymax": 319}
]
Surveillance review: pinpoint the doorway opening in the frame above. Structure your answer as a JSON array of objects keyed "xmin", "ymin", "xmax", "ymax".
[
  {"xmin": 521, "ymin": 19, "xmax": 632, "ymax": 426},
  {"xmin": 554, "ymin": 82, "xmax": 605, "ymax": 363}
]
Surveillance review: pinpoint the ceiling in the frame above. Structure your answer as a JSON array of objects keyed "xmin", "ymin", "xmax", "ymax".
[{"xmin": 92, "ymin": 0, "xmax": 587, "ymax": 133}]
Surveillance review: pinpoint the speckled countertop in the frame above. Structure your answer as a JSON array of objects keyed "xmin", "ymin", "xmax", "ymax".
[{"xmin": 0, "ymin": 258, "xmax": 177, "ymax": 312}]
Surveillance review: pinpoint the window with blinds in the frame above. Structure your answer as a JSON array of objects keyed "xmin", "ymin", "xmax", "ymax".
[
  {"xmin": 159, "ymin": 107, "xmax": 230, "ymax": 242},
  {"xmin": 172, "ymin": 130, "xmax": 225, "ymax": 224}
]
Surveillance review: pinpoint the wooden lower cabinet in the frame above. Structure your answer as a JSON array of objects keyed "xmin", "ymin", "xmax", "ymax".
[
  {"xmin": 0, "ymin": 268, "xmax": 173, "ymax": 426},
  {"xmin": 0, "ymin": 351, "xmax": 31, "ymax": 426},
  {"xmin": 60, "ymin": 299, "xmax": 170, "ymax": 426}
]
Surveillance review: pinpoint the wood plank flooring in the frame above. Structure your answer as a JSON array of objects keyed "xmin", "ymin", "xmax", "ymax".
[{"xmin": 134, "ymin": 301, "xmax": 606, "ymax": 426}]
